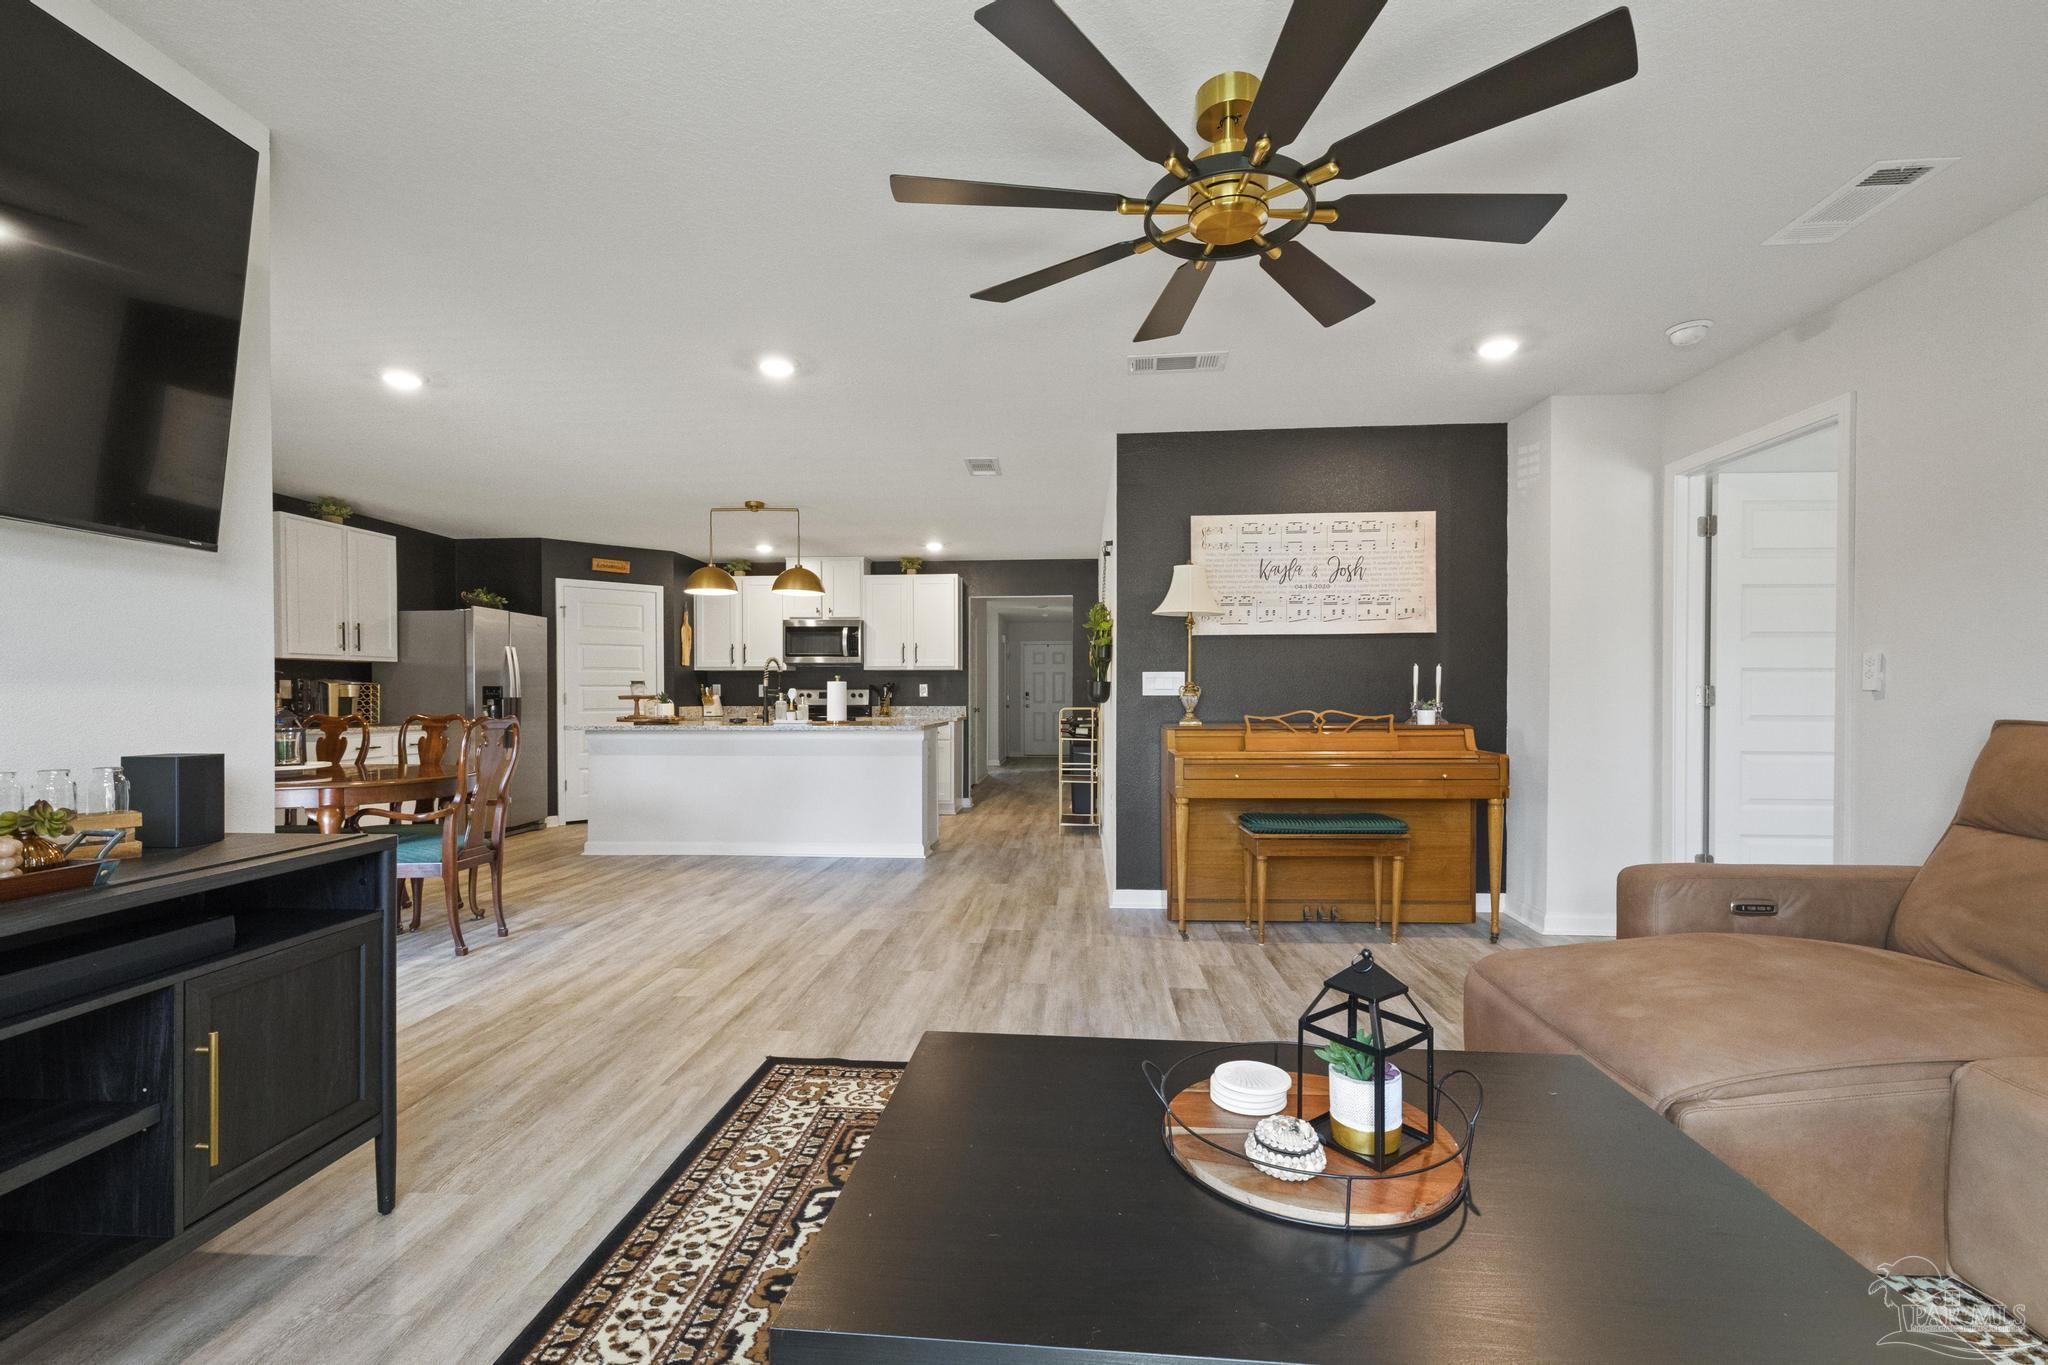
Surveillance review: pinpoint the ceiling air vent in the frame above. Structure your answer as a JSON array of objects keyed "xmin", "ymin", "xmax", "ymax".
[
  {"xmin": 964, "ymin": 457, "xmax": 1002, "ymax": 477},
  {"xmin": 1764, "ymin": 158, "xmax": 1957, "ymax": 245},
  {"xmin": 1128, "ymin": 350, "xmax": 1228, "ymax": 375}
]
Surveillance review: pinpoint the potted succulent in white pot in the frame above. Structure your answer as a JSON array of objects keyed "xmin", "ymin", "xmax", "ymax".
[{"xmin": 1316, "ymin": 1027, "xmax": 1405, "ymax": 1157}]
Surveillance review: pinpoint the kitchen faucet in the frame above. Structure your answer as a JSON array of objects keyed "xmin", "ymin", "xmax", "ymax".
[{"xmin": 759, "ymin": 657, "xmax": 784, "ymax": 720}]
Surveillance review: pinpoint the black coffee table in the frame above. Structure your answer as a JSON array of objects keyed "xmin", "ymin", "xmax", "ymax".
[{"xmin": 773, "ymin": 1032, "xmax": 1899, "ymax": 1364}]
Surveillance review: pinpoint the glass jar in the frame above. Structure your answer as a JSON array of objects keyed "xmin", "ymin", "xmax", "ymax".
[
  {"xmin": 81, "ymin": 766, "xmax": 128, "ymax": 815},
  {"xmin": 0, "ymin": 771, "xmax": 18, "ymax": 813},
  {"xmin": 36, "ymin": 769, "xmax": 75, "ymax": 811}
]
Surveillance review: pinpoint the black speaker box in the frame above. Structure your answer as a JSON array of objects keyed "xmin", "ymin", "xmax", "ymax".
[{"xmin": 121, "ymin": 752, "xmax": 225, "ymax": 848}]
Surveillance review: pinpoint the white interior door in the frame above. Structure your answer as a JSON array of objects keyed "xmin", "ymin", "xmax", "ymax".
[
  {"xmin": 1018, "ymin": 641, "xmax": 1069, "ymax": 756},
  {"xmin": 556, "ymin": 579, "xmax": 665, "ymax": 823},
  {"xmin": 1710, "ymin": 472, "xmax": 1837, "ymax": 862}
]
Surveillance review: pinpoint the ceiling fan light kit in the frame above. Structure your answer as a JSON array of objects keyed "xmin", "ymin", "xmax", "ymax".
[{"xmin": 892, "ymin": 0, "xmax": 1639, "ymax": 342}]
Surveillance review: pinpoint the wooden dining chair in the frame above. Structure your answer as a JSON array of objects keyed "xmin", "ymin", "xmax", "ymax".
[
  {"xmin": 355, "ymin": 718, "xmax": 520, "ymax": 957},
  {"xmin": 279, "ymin": 714, "xmax": 371, "ymax": 829},
  {"xmin": 389, "ymin": 713, "xmax": 464, "ymax": 909}
]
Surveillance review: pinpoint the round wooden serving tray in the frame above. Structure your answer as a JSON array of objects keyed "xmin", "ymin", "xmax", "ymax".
[{"xmin": 1164, "ymin": 1071, "xmax": 1467, "ymax": 1230}]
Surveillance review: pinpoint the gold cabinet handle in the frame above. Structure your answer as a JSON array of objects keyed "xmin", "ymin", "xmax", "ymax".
[{"xmin": 193, "ymin": 1030, "xmax": 220, "ymax": 1167}]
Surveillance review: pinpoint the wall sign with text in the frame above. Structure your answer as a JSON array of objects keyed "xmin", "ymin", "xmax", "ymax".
[{"xmin": 1191, "ymin": 511, "xmax": 1437, "ymax": 635}]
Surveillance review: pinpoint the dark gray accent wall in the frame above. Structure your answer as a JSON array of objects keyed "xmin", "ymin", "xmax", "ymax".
[{"xmin": 1114, "ymin": 424, "xmax": 1507, "ymax": 890}]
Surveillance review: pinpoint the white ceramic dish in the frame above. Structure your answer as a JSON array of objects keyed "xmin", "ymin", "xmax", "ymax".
[{"xmin": 1213, "ymin": 1059, "xmax": 1290, "ymax": 1097}]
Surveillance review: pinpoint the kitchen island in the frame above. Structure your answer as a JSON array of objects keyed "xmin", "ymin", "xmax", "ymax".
[{"xmin": 580, "ymin": 720, "xmax": 948, "ymax": 858}]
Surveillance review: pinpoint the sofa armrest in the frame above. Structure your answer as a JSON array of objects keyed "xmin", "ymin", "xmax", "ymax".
[
  {"xmin": 1616, "ymin": 863, "xmax": 1918, "ymax": 945},
  {"xmin": 1949, "ymin": 1057, "xmax": 2048, "ymax": 1316}
]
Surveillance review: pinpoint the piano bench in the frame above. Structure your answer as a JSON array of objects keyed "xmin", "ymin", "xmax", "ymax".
[{"xmin": 1235, "ymin": 814, "xmax": 1413, "ymax": 945}]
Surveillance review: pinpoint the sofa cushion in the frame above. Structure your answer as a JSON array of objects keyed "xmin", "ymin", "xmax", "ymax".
[
  {"xmin": 1464, "ymin": 934, "xmax": 2048, "ymax": 1112},
  {"xmin": 1948, "ymin": 1056, "xmax": 2048, "ymax": 1315},
  {"xmin": 1890, "ymin": 720, "xmax": 2048, "ymax": 992}
]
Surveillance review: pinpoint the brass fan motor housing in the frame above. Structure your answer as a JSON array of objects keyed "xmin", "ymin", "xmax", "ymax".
[{"xmin": 1189, "ymin": 71, "xmax": 1270, "ymax": 247}]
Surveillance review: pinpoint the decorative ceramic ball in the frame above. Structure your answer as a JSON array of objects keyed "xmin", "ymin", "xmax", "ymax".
[{"xmin": 1245, "ymin": 1115, "xmax": 1327, "ymax": 1182}]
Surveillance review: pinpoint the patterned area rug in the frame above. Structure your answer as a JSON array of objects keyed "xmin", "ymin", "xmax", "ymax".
[
  {"xmin": 500, "ymin": 1056, "xmax": 2047, "ymax": 1364},
  {"xmin": 496, "ymin": 1059, "xmax": 902, "ymax": 1365}
]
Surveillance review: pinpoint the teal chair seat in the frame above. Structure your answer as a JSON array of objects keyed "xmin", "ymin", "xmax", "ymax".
[
  {"xmin": 392, "ymin": 825, "xmax": 467, "ymax": 863},
  {"xmin": 1238, "ymin": 811, "xmax": 1409, "ymax": 836}
]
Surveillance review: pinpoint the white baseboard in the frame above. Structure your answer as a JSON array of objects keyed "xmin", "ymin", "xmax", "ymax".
[
  {"xmin": 1110, "ymin": 888, "xmax": 1168, "ymax": 911},
  {"xmin": 1488, "ymin": 895, "xmax": 1614, "ymax": 938}
]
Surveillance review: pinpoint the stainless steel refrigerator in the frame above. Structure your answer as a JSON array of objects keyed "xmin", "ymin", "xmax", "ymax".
[{"xmin": 373, "ymin": 608, "xmax": 549, "ymax": 829}]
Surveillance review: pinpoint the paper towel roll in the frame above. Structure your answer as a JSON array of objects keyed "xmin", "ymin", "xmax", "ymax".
[{"xmin": 826, "ymin": 679, "xmax": 849, "ymax": 724}]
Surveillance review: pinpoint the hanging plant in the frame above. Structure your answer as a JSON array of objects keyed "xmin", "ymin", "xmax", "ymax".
[{"xmin": 1084, "ymin": 602, "xmax": 1114, "ymax": 680}]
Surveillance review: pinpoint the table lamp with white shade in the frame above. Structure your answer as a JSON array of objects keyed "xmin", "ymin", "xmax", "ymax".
[{"xmin": 1153, "ymin": 563, "xmax": 1223, "ymax": 726}]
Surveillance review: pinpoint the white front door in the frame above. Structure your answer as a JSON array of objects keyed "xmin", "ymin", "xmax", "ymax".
[
  {"xmin": 556, "ymin": 579, "xmax": 666, "ymax": 823},
  {"xmin": 1018, "ymin": 641, "xmax": 1069, "ymax": 756},
  {"xmin": 1710, "ymin": 472, "xmax": 1838, "ymax": 862}
]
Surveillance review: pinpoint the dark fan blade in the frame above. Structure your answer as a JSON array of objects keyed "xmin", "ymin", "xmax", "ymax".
[
  {"xmin": 975, "ymin": 0, "xmax": 1189, "ymax": 166},
  {"xmin": 972, "ymin": 239, "xmax": 1145, "ymax": 303},
  {"xmin": 1320, "ymin": 7, "xmax": 1637, "ymax": 179},
  {"xmin": 1321, "ymin": 192, "xmax": 1567, "ymax": 243},
  {"xmin": 1247, "ymin": 0, "xmax": 1390, "ymax": 151},
  {"xmin": 1133, "ymin": 260, "xmax": 1213, "ymax": 343},
  {"xmin": 890, "ymin": 175, "xmax": 1129, "ymax": 213},
  {"xmin": 1260, "ymin": 243, "xmax": 1375, "ymax": 326}
]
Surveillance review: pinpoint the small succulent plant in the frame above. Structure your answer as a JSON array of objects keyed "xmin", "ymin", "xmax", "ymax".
[
  {"xmin": 1314, "ymin": 1026, "xmax": 1384, "ymax": 1082},
  {"xmin": 0, "ymin": 801, "xmax": 74, "ymax": 871}
]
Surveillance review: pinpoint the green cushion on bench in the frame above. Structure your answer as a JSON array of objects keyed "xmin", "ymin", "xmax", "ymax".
[{"xmin": 1238, "ymin": 812, "xmax": 1408, "ymax": 836}]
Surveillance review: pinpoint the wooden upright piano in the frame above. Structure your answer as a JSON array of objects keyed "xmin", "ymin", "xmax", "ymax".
[{"xmin": 1161, "ymin": 719, "xmax": 1510, "ymax": 940}]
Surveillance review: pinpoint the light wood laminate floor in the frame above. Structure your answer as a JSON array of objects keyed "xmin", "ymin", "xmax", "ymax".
[{"xmin": 29, "ymin": 765, "xmax": 1569, "ymax": 1364}]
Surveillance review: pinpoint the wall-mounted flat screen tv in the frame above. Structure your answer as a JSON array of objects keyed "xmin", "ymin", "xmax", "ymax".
[{"xmin": 0, "ymin": 1, "xmax": 259, "ymax": 551}]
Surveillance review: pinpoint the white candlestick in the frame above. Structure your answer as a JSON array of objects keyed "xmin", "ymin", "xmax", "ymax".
[
  {"xmin": 1411, "ymin": 664, "xmax": 1419, "ymax": 708},
  {"xmin": 1435, "ymin": 665, "xmax": 1443, "ymax": 711}
]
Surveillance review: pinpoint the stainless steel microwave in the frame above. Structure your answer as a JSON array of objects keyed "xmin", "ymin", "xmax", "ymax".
[{"xmin": 783, "ymin": 618, "xmax": 863, "ymax": 665}]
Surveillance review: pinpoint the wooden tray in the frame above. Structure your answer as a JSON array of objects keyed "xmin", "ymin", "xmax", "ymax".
[
  {"xmin": 0, "ymin": 861, "xmax": 116, "ymax": 904},
  {"xmin": 1162, "ymin": 1071, "xmax": 1467, "ymax": 1230}
]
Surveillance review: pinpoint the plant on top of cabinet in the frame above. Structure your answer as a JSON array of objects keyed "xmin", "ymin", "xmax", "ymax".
[
  {"xmin": 899, "ymin": 555, "xmax": 924, "ymax": 574},
  {"xmin": 460, "ymin": 587, "xmax": 509, "ymax": 609},
  {"xmin": 722, "ymin": 559, "xmax": 753, "ymax": 577},
  {"xmin": 311, "ymin": 494, "xmax": 354, "ymax": 523},
  {"xmin": 0, "ymin": 801, "xmax": 74, "ymax": 871}
]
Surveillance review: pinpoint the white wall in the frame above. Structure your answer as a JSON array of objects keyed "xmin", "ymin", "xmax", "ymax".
[
  {"xmin": 0, "ymin": 1, "xmax": 273, "ymax": 831},
  {"xmin": 1660, "ymin": 192, "xmax": 2048, "ymax": 864},
  {"xmin": 1506, "ymin": 396, "xmax": 1662, "ymax": 935}
]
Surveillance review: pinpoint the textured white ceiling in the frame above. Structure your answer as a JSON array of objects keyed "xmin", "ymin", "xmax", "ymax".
[{"xmin": 94, "ymin": 0, "xmax": 2048, "ymax": 558}]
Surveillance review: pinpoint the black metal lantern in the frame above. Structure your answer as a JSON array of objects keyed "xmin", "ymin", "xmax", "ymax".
[{"xmin": 1296, "ymin": 948, "xmax": 1437, "ymax": 1171}]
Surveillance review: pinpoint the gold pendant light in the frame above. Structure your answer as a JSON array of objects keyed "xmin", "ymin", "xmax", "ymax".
[{"xmin": 683, "ymin": 500, "xmax": 826, "ymax": 598}]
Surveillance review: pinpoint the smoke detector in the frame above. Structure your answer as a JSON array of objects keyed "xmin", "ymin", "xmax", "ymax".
[
  {"xmin": 963, "ymin": 457, "xmax": 1002, "ymax": 477},
  {"xmin": 1764, "ymin": 158, "xmax": 1958, "ymax": 246},
  {"xmin": 1128, "ymin": 350, "xmax": 1228, "ymax": 375},
  {"xmin": 1665, "ymin": 319, "xmax": 1714, "ymax": 348}
]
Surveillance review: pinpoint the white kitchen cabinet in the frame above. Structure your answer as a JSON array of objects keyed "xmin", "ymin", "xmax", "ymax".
[
  {"xmin": 692, "ymin": 591, "xmax": 740, "ymax": 671},
  {"xmin": 862, "ymin": 576, "xmax": 913, "ymax": 668},
  {"xmin": 738, "ymin": 575, "xmax": 784, "ymax": 668},
  {"xmin": 861, "ymin": 573, "xmax": 961, "ymax": 670},
  {"xmin": 274, "ymin": 512, "xmax": 398, "ymax": 661},
  {"xmin": 911, "ymin": 574, "xmax": 960, "ymax": 669},
  {"xmin": 794, "ymin": 557, "xmax": 865, "ymax": 620},
  {"xmin": 933, "ymin": 719, "xmax": 958, "ymax": 815}
]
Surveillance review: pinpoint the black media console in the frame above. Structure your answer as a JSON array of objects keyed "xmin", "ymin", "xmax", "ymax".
[{"xmin": 0, "ymin": 834, "xmax": 397, "ymax": 1349}]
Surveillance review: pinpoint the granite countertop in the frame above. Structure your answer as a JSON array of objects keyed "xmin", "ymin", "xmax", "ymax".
[{"xmin": 577, "ymin": 718, "xmax": 953, "ymax": 733}]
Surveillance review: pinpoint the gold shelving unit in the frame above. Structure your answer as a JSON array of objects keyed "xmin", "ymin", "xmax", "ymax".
[{"xmin": 1059, "ymin": 706, "xmax": 1100, "ymax": 829}]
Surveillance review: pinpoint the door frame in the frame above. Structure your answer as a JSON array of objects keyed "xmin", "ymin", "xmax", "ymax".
[
  {"xmin": 554, "ymin": 577, "xmax": 666, "ymax": 823},
  {"xmin": 1661, "ymin": 394, "xmax": 1856, "ymax": 862},
  {"xmin": 966, "ymin": 594, "xmax": 1073, "ymax": 785}
]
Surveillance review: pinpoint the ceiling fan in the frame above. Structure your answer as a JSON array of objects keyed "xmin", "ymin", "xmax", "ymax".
[{"xmin": 891, "ymin": 0, "xmax": 1638, "ymax": 341}]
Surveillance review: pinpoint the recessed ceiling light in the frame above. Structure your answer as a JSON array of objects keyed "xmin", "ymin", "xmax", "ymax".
[
  {"xmin": 0, "ymin": 219, "xmax": 19, "ymax": 243},
  {"xmin": 756, "ymin": 354, "xmax": 796, "ymax": 380},
  {"xmin": 1665, "ymin": 319, "xmax": 1714, "ymax": 348},
  {"xmin": 754, "ymin": 542, "xmax": 774, "ymax": 555},
  {"xmin": 380, "ymin": 367, "xmax": 424, "ymax": 392},
  {"xmin": 924, "ymin": 540, "xmax": 944, "ymax": 553},
  {"xmin": 1475, "ymin": 335, "xmax": 1521, "ymax": 362}
]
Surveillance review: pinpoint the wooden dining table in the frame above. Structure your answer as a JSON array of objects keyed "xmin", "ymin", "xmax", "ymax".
[{"xmin": 275, "ymin": 763, "xmax": 460, "ymax": 834}]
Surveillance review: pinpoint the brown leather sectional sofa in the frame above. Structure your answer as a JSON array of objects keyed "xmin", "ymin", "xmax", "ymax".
[{"xmin": 1465, "ymin": 720, "xmax": 2048, "ymax": 1312}]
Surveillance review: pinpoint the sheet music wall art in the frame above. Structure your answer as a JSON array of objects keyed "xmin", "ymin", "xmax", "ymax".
[{"xmin": 1190, "ymin": 512, "xmax": 1437, "ymax": 636}]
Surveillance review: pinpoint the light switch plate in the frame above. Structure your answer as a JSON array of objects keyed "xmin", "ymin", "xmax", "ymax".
[
  {"xmin": 1860, "ymin": 649, "xmax": 1885, "ymax": 693},
  {"xmin": 1142, "ymin": 671, "xmax": 1186, "ymax": 696}
]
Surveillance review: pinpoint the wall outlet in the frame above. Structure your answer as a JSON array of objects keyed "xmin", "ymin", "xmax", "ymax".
[
  {"xmin": 1142, "ymin": 671, "xmax": 1186, "ymax": 696},
  {"xmin": 918, "ymin": 683, "xmax": 928, "ymax": 698},
  {"xmin": 1860, "ymin": 649, "xmax": 1886, "ymax": 694}
]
